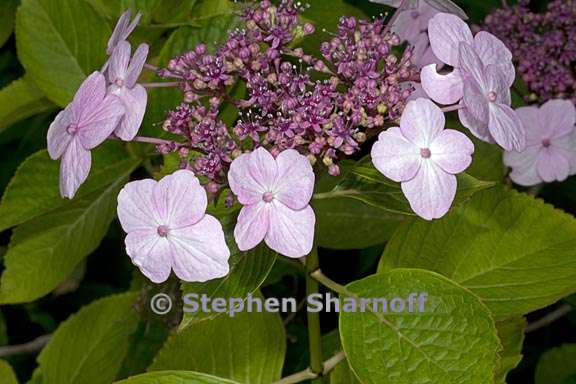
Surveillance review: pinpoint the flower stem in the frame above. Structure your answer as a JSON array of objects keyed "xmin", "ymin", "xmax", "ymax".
[
  {"xmin": 310, "ymin": 269, "xmax": 348, "ymax": 296},
  {"xmin": 144, "ymin": 63, "xmax": 159, "ymax": 72},
  {"xmin": 305, "ymin": 246, "xmax": 324, "ymax": 377},
  {"xmin": 441, "ymin": 104, "xmax": 463, "ymax": 113},
  {"xmin": 383, "ymin": 0, "xmax": 410, "ymax": 35},
  {"xmin": 108, "ymin": 135, "xmax": 177, "ymax": 146},
  {"xmin": 272, "ymin": 351, "xmax": 346, "ymax": 384},
  {"xmin": 141, "ymin": 82, "xmax": 180, "ymax": 88}
]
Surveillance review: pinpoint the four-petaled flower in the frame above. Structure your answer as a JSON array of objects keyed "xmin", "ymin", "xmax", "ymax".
[
  {"xmin": 47, "ymin": 72, "xmax": 125, "ymax": 198},
  {"xmin": 504, "ymin": 100, "xmax": 576, "ymax": 186},
  {"xmin": 371, "ymin": 98, "xmax": 474, "ymax": 220},
  {"xmin": 106, "ymin": 9, "xmax": 141, "ymax": 55},
  {"xmin": 107, "ymin": 41, "xmax": 149, "ymax": 140},
  {"xmin": 420, "ymin": 13, "xmax": 524, "ymax": 151},
  {"xmin": 117, "ymin": 170, "xmax": 230, "ymax": 283},
  {"xmin": 228, "ymin": 147, "xmax": 316, "ymax": 258}
]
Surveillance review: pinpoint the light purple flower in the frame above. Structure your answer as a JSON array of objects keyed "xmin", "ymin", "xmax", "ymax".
[
  {"xmin": 371, "ymin": 98, "xmax": 474, "ymax": 220},
  {"xmin": 107, "ymin": 41, "xmax": 148, "ymax": 140},
  {"xmin": 117, "ymin": 170, "xmax": 230, "ymax": 283},
  {"xmin": 504, "ymin": 100, "xmax": 576, "ymax": 186},
  {"xmin": 369, "ymin": 0, "xmax": 467, "ymax": 20},
  {"xmin": 228, "ymin": 147, "xmax": 315, "ymax": 258},
  {"xmin": 107, "ymin": 9, "xmax": 142, "ymax": 55},
  {"xmin": 47, "ymin": 72, "xmax": 125, "ymax": 199}
]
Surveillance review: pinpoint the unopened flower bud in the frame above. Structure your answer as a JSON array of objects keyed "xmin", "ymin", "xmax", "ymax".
[{"xmin": 328, "ymin": 164, "xmax": 340, "ymax": 176}]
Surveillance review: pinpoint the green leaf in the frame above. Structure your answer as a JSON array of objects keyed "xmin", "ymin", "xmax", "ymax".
[
  {"xmin": 379, "ymin": 186, "xmax": 576, "ymax": 319},
  {"xmin": 190, "ymin": 0, "xmax": 235, "ymax": 21},
  {"xmin": 322, "ymin": 330, "xmax": 360, "ymax": 384},
  {"xmin": 16, "ymin": 0, "xmax": 111, "ymax": 106},
  {"xmin": 0, "ymin": 142, "xmax": 138, "ymax": 231},
  {"xmin": 339, "ymin": 269, "xmax": 499, "ymax": 384},
  {"xmin": 0, "ymin": 146, "xmax": 140, "ymax": 304},
  {"xmin": 495, "ymin": 317, "xmax": 525, "ymax": 384},
  {"xmin": 37, "ymin": 293, "xmax": 140, "ymax": 384},
  {"xmin": 153, "ymin": 0, "xmax": 198, "ymax": 24},
  {"xmin": 0, "ymin": 76, "xmax": 56, "ymax": 135},
  {"xmin": 150, "ymin": 293, "xmax": 285, "ymax": 384},
  {"xmin": 535, "ymin": 344, "xmax": 576, "ymax": 384},
  {"xmin": 0, "ymin": 0, "xmax": 18, "ymax": 48},
  {"xmin": 115, "ymin": 371, "xmax": 240, "ymax": 384},
  {"xmin": 86, "ymin": 0, "xmax": 161, "ymax": 24},
  {"xmin": 0, "ymin": 359, "xmax": 18, "ymax": 384},
  {"xmin": 179, "ymin": 244, "xmax": 277, "ymax": 329}
]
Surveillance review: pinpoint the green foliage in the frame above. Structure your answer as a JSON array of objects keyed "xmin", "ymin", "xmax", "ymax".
[
  {"xmin": 0, "ymin": 0, "xmax": 18, "ymax": 48},
  {"xmin": 115, "ymin": 371, "xmax": 240, "ymax": 384},
  {"xmin": 0, "ymin": 359, "xmax": 19, "ymax": 384},
  {"xmin": 339, "ymin": 269, "xmax": 500, "ymax": 384},
  {"xmin": 535, "ymin": 344, "xmax": 576, "ymax": 384},
  {"xmin": 150, "ymin": 293, "xmax": 285, "ymax": 383},
  {"xmin": 322, "ymin": 330, "xmax": 360, "ymax": 384},
  {"xmin": 495, "ymin": 317, "xmax": 526, "ymax": 384},
  {"xmin": 16, "ymin": 0, "xmax": 111, "ymax": 106},
  {"xmin": 36, "ymin": 293, "xmax": 140, "ymax": 384},
  {"xmin": 379, "ymin": 186, "xmax": 576, "ymax": 319}
]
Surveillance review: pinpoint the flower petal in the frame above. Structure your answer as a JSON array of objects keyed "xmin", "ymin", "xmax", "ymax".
[
  {"xmin": 273, "ymin": 149, "xmax": 314, "ymax": 210},
  {"xmin": 266, "ymin": 203, "xmax": 315, "ymax": 258},
  {"xmin": 473, "ymin": 31, "xmax": 514, "ymax": 85},
  {"xmin": 458, "ymin": 42, "xmax": 486, "ymax": 87},
  {"xmin": 425, "ymin": 0, "xmax": 468, "ymax": 20},
  {"xmin": 47, "ymin": 108, "xmax": 74, "ymax": 159},
  {"xmin": 153, "ymin": 170, "xmax": 206, "ymax": 229},
  {"xmin": 462, "ymin": 78, "xmax": 489, "ymax": 123},
  {"xmin": 228, "ymin": 147, "xmax": 277, "ymax": 204},
  {"xmin": 420, "ymin": 64, "xmax": 464, "ymax": 105},
  {"xmin": 108, "ymin": 40, "xmax": 131, "ymax": 84},
  {"xmin": 107, "ymin": 10, "xmax": 131, "ymax": 55},
  {"xmin": 428, "ymin": 13, "xmax": 473, "ymax": 66},
  {"xmin": 539, "ymin": 99, "xmax": 576, "ymax": 138},
  {"xmin": 429, "ymin": 129, "xmax": 474, "ymax": 174},
  {"xmin": 537, "ymin": 148, "xmax": 570, "ymax": 183},
  {"xmin": 504, "ymin": 145, "xmax": 541, "ymax": 186},
  {"xmin": 401, "ymin": 161, "xmax": 456, "ymax": 220},
  {"xmin": 125, "ymin": 229, "xmax": 172, "ymax": 283},
  {"xmin": 400, "ymin": 98, "xmax": 446, "ymax": 147},
  {"xmin": 234, "ymin": 203, "xmax": 270, "ymax": 251},
  {"xmin": 77, "ymin": 94, "xmax": 125, "ymax": 149},
  {"xmin": 515, "ymin": 106, "xmax": 545, "ymax": 145},
  {"xmin": 117, "ymin": 178, "xmax": 162, "ymax": 232},
  {"xmin": 72, "ymin": 72, "xmax": 107, "ymax": 119},
  {"xmin": 458, "ymin": 101, "xmax": 492, "ymax": 142},
  {"xmin": 488, "ymin": 103, "xmax": 526, "ymax": 151},
  {"xmin": 169, "ymin": 215, "xmax": 230, "ymax": 282},
  {"xmin": 371, "ymin": 127, "xmax": 421, "ymax": 182},
  {"xmin": 113, "ymin": 84, "xmax": 147, "ymax": 141},
  {"xmin": 59, "ymin": 138, "xmax": 91, "ymax": 199},
  {"xmin": 125, "ymin": 43, "xmax": 149, "ymax": 88}
]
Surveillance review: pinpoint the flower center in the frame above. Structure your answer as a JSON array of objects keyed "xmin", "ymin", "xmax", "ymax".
[
  {"xmin": 542, "ymin": 139, "xmax": 551, "ymax": 148},
  {"xmin": 487, "ymin": 91, "xmax": 497, "ymax": 102},
  {"xmin": 262, "ymin": 191, "xmax": 274, "ymax": 203},
  {"xmin": 157, "ymin": 225, "xmax": 170, "ymax": 237},
  {"xmin": 66, "ymin": 123, "xmax": 79, "ymax": 135},
  {"xmin": 114, "ymin": 78, "xmax": 125, "ymax": 87},
  {"xmin": 420, "ymin": 148, "xmax": 431, "ymax": 159},
  {"xmin": 410, "ymin": 10, "xmax": 420, "ymax": 19}
]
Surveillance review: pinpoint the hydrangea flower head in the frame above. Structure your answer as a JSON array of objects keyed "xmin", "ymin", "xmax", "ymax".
[
  {"xmin": 117, "ymin": 170, "xmax": 230, "ymax": 283},
  {"xmin": 371, "ymin": 98, "xmax": 474, "ymax": 220},
  {"xmin": 504, "ymin": 100, "xmax": 576, "ymax": 186},
  {"xmin": 47, "ymin": 71, "xmax": 125, "ymax": 199},
  {"xmin": 107, "ymin": 41, "xmax": 149, "ymax": 140},
  {"xmin": 228, "ymin": 148, "xmax": 315, "ymax": 258},
  {"xmin": 106, "ymin": 9, "xmax": 142, "ymax": 55}
]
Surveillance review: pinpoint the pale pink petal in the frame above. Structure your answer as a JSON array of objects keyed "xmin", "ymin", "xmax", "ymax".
[
  {"xmin": 273, "ymin": 149, "xmax": 314, "ymax": 210},
  {"xmin": 108, "ymin": 41, "xmax": 131, "ymax": 85},
  {"xmin": 234, "ymin": 203, "xmax": 270, "ymax": 251},
  {"xmin": 73, "ymin": 72, "xmax": 107, "ymax": 119},
  {"xmin": 400, "ymin": 98, "xmax": 446, "ymax": 147},
  {"xmin": 504, "ymin": 145, "xmax": 542, "ymax": 186},
  {"xmin": 77, "ymin": 94, "xmax": 125, "ymax": 149},
  {"xmin": 401, "ymin": 161, "xmax": 456, "ymax": 220},
  {"xmin": 117, "ymin": 178, "xmax": 162, "ymax": 232},
  {"xmin": 169, "ymin": 215, "xmax": 230, "ymax": 282},
  {"xmin": 539, "ymin": 99, "xmax": 576, "ymax": 138},
  {"xmin": 537, "ymin": 148, "xmax": 570, "ymax": 183},
  {"xmin": 59, "ymin": 138, "xmax": 91, "ymax": 199},
  {"xmin": 47, "ymin": 108, "xmax": 74, "ymax": 159},
  {"xmin": 125, "ymin": 230, "xmax": 172, "ymax": 283},
  {"xmin": 228, "ymin": 148, "xmax": 277, "ymax": 204},
  {"xmin": 462, "ymin": 78, "xmax": 489, "ymax": 123},
  {"xmin": 473, "ymin": 31, "xmax": 514, "ymax": 85},
  {"xmin": 458, "ymin": 42, "xmax": 486, "ymax": 87},
  {"xmin": 420, "ymin": 64, "xmax": 464, "ymax": 105},
  {"xmin": 125, "ymin": 43, "xmax": 149, "ymax": 88},
  {"xmin": 428, "ymin": 13, "xmax": 473, "ymax": 66},
  {"xmin": 429, "ymin": 129, "xmax": 474, "ymax": 174},
  {"xmin": 153, "ymin": 170, "xmax": 206, "ymax": 229},
  {"xmin": 426, "ymin": 0, "xmax": 468, "ymax": 19},
  {"xmin": 406, "ymin": 82, "xmax": 428, "ymax": 101},
  {"xmin": 265, "ymin": 203, "xmax": 315, "ymax": 258},
  {"xmin": 488, "ymin": 103, "xmax": 526, "ymax": 151},
  {"xmin": 458, "ymin": 104, "xmax": 492, "ymax": 143},
  {"xmin": 113, "ymin": 84, "xmax": 147, "ymax": 141},
  {"xmin": 392, "ymin": 10, "xmax": 421, "ymax": 43},
  {"xmin": 124, "ymin": 12, "xmax": 142, "ymax": 40},
  {"xmin": 107, "ymin": 10, "xmax": 131, "ymax": 55},
  {"xmin": 516, "ymin": 106, "xmax": 545, "ymax": 145},
  {"xmin": 371, "ymin": 127, "xmax": 421, "ymax": 182}
]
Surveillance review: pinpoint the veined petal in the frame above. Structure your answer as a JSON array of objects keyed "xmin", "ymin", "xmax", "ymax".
[
  {"xmin": 537, "ymin": 147, "xmax": 570, "ymax": 183},
  {"xmin": 153, "ymin": 170, "xmax": 206, "ymax": 228},
  {"xmin": 458, "ymin": 42, "xmax": 486, "ymax": 87},
  {"xmin": 117, "ymin": 178, "xmax": 162, "ymax": 232},
  {"xmin": 126, "ymin": 230, "xmax": 172, "ymax": 284},
  {"xmin": 266, "ymin": 203, "xmax": 315, "ymax": 258},
  {"xmin": 114, "ymin": 85, "xmax": 147, "ymax": 141},
  {"xmin": 274, "ymin": 149, "xmax": 314, "ymax": 210},
  {"xmin": 78, "ymin": 94, "xmax": 125, "ymax": 149},
  {"xmin": 516, "ymin": 106, "xmax": 545, "ymax": 145},
  {"xmin": 228, "ymin": 147, "xmax": 277, "ymax": 204},
  {"xmin": 539, "ymin": 99, "xmax": 576, "ymax": 138},
  {"xmin": 462, "ymin": 78, "xmax": 489, "ymax": 123},
  {"xmin": 504, "ymin": 145, "xmax": 541, "ymax": 186},
  {"xmin": 169, "ymin": 215, "xmax": 230, "ymax": 282},
  {"xmin": 488, "ymin": 103, "xmax": 526, "ymax": 151},
  {"xmin": 420, "ymin": 64, "xmax": 464, "ymax": 105},
  {"xmin": 429, "ymin": 129, "xmax": 474, "ymax": 174},
  {"xmin": 73, "ymin": 72, "xmax": 107, "ymax": 120},
  {"xmin": 107, "ymin": 10, "xmax": 131, "ymax": 55},
  {"xmin": 371, "ymin": 127, "xmax": 421, "ymax": 182},
  {"xmin": 234, "ymin": 203, "xmax": 270, "ymax": 251},
  {"xmin": 400, "ymin": 98, "xmax": 446, "ymax": 147},
  {"xmin": 125, "ymin": 43, "xmax": 149, "ymax": 88},
  {"xmin": 108, "ymin": 41, "xmax": 131, "ymax": 85},
  {"xmin": 401, "ymin": 161, "xmax": 457, "ymax": 220},
  {"xmin": 473, "ymin": 31, "xmax": 514, "ymax": 85},
  {"xmin": 59, "ymin": 138, "xmax": 91, "ymax": 199},
  {"xmin": 428, "ymin": 13, "xmax": 473, "ymax": 66},
  {"xmin": 47, "ymin": 108, "xmax": 74, "ymax": 159},
  {"xmin": 459, "ymin": 102, "xmax": 492, "ymax": 143}
]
